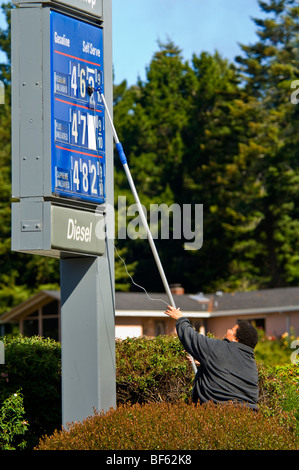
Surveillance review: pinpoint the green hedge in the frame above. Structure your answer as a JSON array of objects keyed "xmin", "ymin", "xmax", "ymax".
[
  {"xmin": 254, "ymin": 329, "xmax": 298, "ymax": 365},
  {"xmin": 116, "ymin": 335, "xmax": 193, "ymax": 404},
  {"xmin": 0, "ymin": 336, "xmax": 61, "ymax": 449},
  {"xmin": 36, "ymin": 401, "xmax": 297, "ymax": 450},
  {"xmin": 0, "ymin": 334, "xmax": 298, "ymax": 450}
]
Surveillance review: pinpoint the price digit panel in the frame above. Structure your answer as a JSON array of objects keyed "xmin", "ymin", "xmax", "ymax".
[{"xmin": 50, "ymin": 11, "xmax": 106, "ymax": 204}]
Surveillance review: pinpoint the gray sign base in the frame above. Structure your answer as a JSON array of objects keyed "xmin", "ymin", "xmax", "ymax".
[{"xmin": 60, "ymin": 255, "xmax": 116, "ymax": 427}]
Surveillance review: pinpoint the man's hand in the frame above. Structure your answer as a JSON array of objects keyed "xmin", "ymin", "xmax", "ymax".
[
  {"xmin": 187, "ymin": 355, "xmax": 200, "ymax": 366},
  {"xmin": 164, "ymin": 305, "xmax": 183, "ymax": 321}
]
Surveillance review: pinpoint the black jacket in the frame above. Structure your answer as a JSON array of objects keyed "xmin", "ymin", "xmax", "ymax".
[{"xmin": 176, "ymin": 317, "xmax": 259, "ymax": 409}]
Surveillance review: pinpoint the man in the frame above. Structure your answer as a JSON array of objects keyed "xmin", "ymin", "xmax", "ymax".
[{"xmin": 164, "ymin": 305, "xmax": 259, "ymax": 410}]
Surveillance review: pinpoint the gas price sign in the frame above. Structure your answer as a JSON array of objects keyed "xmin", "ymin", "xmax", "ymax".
[{"xmin": 51, "ymin": 11, "xmax": 105, "ymax": 204}]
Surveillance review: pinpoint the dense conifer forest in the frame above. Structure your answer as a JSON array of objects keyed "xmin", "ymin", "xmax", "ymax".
[{"xmin": 0, "ymin": 0, "xmax": 298, "ymax": 314}]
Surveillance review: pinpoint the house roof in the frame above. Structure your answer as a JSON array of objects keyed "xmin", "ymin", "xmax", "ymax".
[
  {"xmin": 208, "ymin": 287, "xmax": 299, "ymax": 316},
  {"xmin": 114, "ymin": 291, "xmax": 209, "ymax": 311},
  {"xmin": 215, "ymin": 288, "xmax": 299, "ymax": 310},
  {"xmin": 115, "ymin": 287, "xmax": 299, "ymax": 318},
  {"xmin": 0, "ymin": 290, "xmax": 61, "ymax": 323},
  {"xmin": 1, "ymin": 287, "xmax": 299, "ymax": 323}
]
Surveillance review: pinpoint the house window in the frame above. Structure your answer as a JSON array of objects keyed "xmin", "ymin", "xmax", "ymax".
[
  {"xmin": 22, "ymin": 300, "xmax": 60, "ymax": 341},
  {"xmin": 190, "ymin": 320, "xmax": 202, "ymax": 332},
  {"xmin": 243, "ymin": 318, "xmax": 265, "ymax": 331},
  {"xmin": 42, "ymin": 300, "xmax": 59, "ymax": 316},
  {"xmin": 252, "ymin": 318, "xmax": 265, "ymax": 330},
  {"xmin": 23, "ymin": 318, "xmax": 38, "ymax": 337},
  {"xmin": 43, "ymin": 318, "xmax": 59, "ymax": 340},
  {"xmin": 155, "ymin": 321, "xmax": 165, "ymax": 336}
]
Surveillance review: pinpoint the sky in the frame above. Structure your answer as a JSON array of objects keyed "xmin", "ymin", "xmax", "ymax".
[
  {"xmin": 112, "ymin": 0, "xmax": 266, "ymax": 86},
  {"xmin": 0, "ymin": 0, "xmax": 266, "ymax": 85}
]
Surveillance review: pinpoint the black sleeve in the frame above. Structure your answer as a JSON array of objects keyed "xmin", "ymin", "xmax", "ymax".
[{"xmin": 176, "ymin": 317, "xmax": 216, "ymax": 364}]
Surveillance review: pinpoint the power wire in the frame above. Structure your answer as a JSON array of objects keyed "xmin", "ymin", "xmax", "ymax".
[{"xmin": 114, "ymin": 244, "xmax": 169, "ymax": 307}]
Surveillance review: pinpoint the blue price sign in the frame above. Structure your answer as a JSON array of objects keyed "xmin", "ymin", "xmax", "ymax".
[{"xmin": 50, "ymin": 11, "xmax": 105, "ymax": 204}]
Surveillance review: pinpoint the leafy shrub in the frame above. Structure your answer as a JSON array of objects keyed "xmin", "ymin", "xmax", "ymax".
[
  {"xmin": 36, "ymin": 401, "xmax": 297, "ymax": 450},
  {"xmin": 254, "ymin": 329, "xmax": 298, "ymax": 365},
  {"xmin": 116, "ymin": 335, "xmax": 193, "ymax": 404},
  {"xmin": 0, "ymin": 335, "xmax": 61, "ymax": 449},
  {"xmin": 0, "ymin": 391, "xmax": 29, "ymax": 450},
  {"xmin": 116, "ymin": 336, "xmax": 299, "ymax": 418},
  {"xmin": 36, "ymin": 340, "xmax": 299, "ymax": 451},
  {"xmin": 257, "ymin": 362, "xmax": 299, "ymax": 434},
  {"xmin": 1, "ymin": 334, "xmax": 299, "ymax": 450}
]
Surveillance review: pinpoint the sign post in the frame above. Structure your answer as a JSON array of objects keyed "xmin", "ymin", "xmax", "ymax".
[{"xmin": 11, "ymin": 0, "xmax": 116, "ymax": 426}]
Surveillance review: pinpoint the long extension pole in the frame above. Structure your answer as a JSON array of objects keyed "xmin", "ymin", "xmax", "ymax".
[{"xmin": 99, "ymin": 89, "xmax": 197, "ymax": 375}]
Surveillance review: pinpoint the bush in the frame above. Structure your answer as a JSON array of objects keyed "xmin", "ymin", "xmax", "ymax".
[
  {"xmin": 2, "ymin": 333, "xmax": 299, "ymax": 450},
  {"xmin": 36, "ymin": 401, "xmax": 297, "ymax": 450},
  {"xmin": 116, "ymin": 335, "xmax": 193, "ymax": 404},
  {"xmin": 35, "ymin": 339, "xmax": 299, "ymax": 451},
  {"xmin": 116, "ymin": 336, "xmax": 299, "ymax": 422},
  {"xmin": 0, "ymin": 335, "xmax": 61, "ymax": 449},
  {"xmin": 254, "ymin": 329, "xmax": 298, "ymax": 365},
  {"xmin": 0, "ymin": 391, "xmax": 29, "ymax": 450},
  {"xmin": 257, "ymin": 362, "xmax": 299, "ymax": 434}
]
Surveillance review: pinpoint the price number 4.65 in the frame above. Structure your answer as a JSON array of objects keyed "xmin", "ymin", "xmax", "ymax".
[{"xmin": 70, "ymin": 62, "xmax": 102, "ymax": 106}]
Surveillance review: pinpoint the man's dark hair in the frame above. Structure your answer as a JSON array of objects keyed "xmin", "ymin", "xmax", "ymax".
[{"xmin": 236, "ymin": 320, "xmax": 258, "ymax": 349}]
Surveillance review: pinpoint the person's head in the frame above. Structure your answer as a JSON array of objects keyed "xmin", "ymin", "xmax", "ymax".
[{"xmin": 225, "ymin": 320, "xmax": 258, "ymax": 349}]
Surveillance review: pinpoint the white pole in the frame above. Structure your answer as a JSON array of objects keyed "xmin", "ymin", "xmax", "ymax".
[{"xmin": 100, "ymin": 91, "xmax": 198, "ymax": 375}]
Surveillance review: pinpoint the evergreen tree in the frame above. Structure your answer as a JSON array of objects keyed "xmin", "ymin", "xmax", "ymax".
[
  {"xmin": 0, "ymin": 0, "xmax": 298, "ymax": 309},
  {"xmin": 113, "ymin": 41, "xmax": 197, "ymax": 292},
  {"xmin": 0, "ymin": 4, "xmax": 60, "ymax": 315},
  {"xmin": 231, "ymin": 0, "xmax": 299, "ymax": 289},
  {"xmin": 180, "ymin": 51, "xmax": 251, "ymax": 292}
]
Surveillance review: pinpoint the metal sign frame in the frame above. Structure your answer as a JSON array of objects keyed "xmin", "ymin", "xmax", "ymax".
[
  {"xmin": 11, "ymin": 0, "xmax": 113, "ymax": 258},
  {"xmin": 11, "ymin": 0, "xmax": 116, "ymax": 426},
  {"xmin": 12, "ymin": 0, "xmax": 104, "ymax": 19}
]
